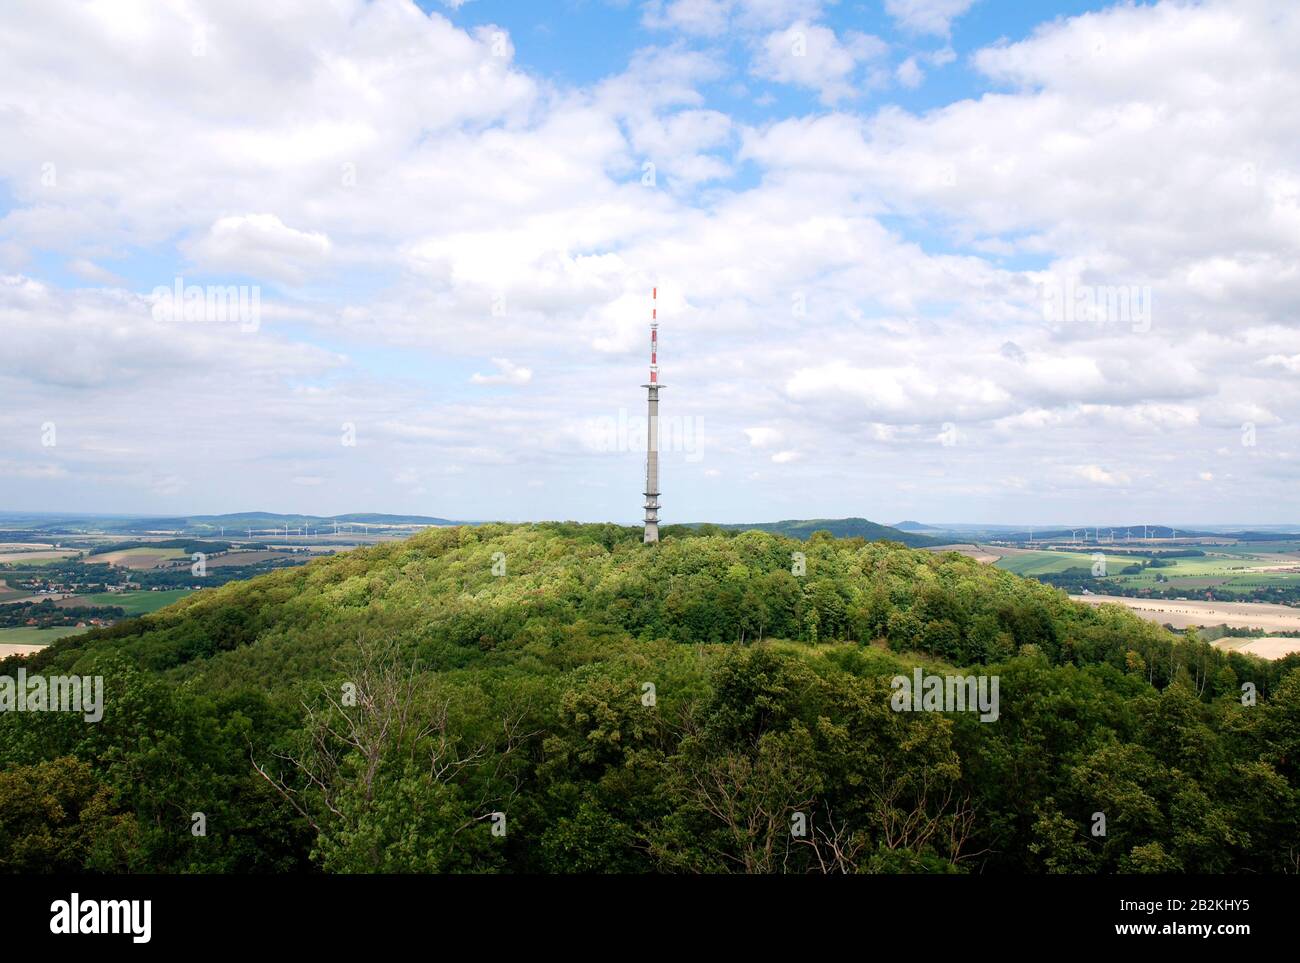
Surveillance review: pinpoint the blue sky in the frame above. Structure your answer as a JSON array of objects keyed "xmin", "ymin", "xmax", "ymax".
[
  {"xmin": 438, "ymin": 1, "xmax": 1119, "ymax": 119},
  {"xmin": 0, "ymin": 0, "xmax": 1297, "ymax": 526}
]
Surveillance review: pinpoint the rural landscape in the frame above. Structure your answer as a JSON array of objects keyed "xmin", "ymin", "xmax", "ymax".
[
  {"xmin": 2, "ymin": 509, "xmax": 1298, "ymax": 879},
  {"xmin": 7, "ymin": 513, "xmax": 1300, "ymax": 663},
  {"xmin": 4, "ymin": 518, "xmax": 1300, "ymax": 878},
  {"xmin": 920, "ymin": 527, "xmax": 1300, "ymax": 657},
  {"xmin": 0, "ymin": 513, "xmax": 423, "ymax": 656}
]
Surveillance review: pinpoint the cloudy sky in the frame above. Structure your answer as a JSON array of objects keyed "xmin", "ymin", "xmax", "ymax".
[{"xmin": 1, "ymin": 0, "xmax": 1297, "ymax": 526}]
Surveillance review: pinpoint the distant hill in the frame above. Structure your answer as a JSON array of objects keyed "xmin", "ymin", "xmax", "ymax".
[
  {"xmin": 892, "ymin": 520, "xmax": 939, "ymax": 532},
  {"xmin": 699, "ymin": 517, "xmax": 946, "ymax": 547},
  {"xmin": 0, "ymin": 511, "xmax": 461, "ymax": 534},
  {"xmin": 0, "ymin": 514, "xmax": 193, "ymax": 534},
  {"xmin": 1, "ymin": 512, "xmax": 948, "ymax": 546},
  {"xmin": 184, "ymin": 512, "xmax": 458, "ymax": 531},
  {"xmin": 997, "ymin": 526, "xmax": 1220, "ymax": 544}
]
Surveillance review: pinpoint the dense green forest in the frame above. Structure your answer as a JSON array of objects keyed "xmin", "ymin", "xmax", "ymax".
[
  {"xmin": 681, "ymin": 517, "xmax": 944, "ymax": 547},
  {"xmin": 1, "ymin": 523, "xmax": 1296, "ymax": 874}
]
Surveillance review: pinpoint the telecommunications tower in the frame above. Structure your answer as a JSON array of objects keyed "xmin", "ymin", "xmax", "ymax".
[{"xmin": 643, "ymin": 287, "xmax": 661, "ymax": 544}]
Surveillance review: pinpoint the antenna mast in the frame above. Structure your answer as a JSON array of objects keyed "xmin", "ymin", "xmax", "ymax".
[{"xmin": 643, "ymin": 287, "xmax": 661, "ymax": 544}]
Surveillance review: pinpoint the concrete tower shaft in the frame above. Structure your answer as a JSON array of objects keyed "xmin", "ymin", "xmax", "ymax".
[{"xmin": 643, "ymin": 287, "xmax": 661, "ymax": 544}]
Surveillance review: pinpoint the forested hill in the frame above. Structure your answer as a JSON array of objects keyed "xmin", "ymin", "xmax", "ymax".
[
  {"xmin": 678, "ymin": 517, "xmax": 945, "ymax": 547},
  {"xmin": 3, "ymin": 523, "xmax": 1297, "ymax": 874}
]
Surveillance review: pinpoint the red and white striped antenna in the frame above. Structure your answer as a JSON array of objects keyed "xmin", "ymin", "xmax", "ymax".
[
  {"xmin": 649, "ymin": 286, "xmax": 658, "ymax": 383},
  {"xmin": 642, "ymin": 285, "xmax": 661, "ymax": 544}
]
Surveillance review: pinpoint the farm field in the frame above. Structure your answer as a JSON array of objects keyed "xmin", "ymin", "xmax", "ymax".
[
  {"xmin": 1071, "ymin": 594, "xmax": 1300, "ymax": 632},
  {"xmin": 90, "ymin": 546, "xmax": 187, "ymax": 569},
  {"xmin": 994, "ymin": 550, "xmax": 1141, "ymax": 576},
  {"xmin": 1217, "ymin": 637, "xmax": 1300, "ymax": 659},
  {"xmin": 202, "ymin": 550, "xmax": 292, "ymax": 568},
  {"xmin": 0, "ymin": 549, "xmax": 80, "ymax": 564},
  {"xmin": 0, "ymin": 625, "xmax": 90, "ymax": 654},
  {"xmin": 994, "ymin": 544, "xmax": 1300, "ymax": 592},
  {"xmin": 927, "ymin": 543, "xmax": 1002, "ymax": 564},
  {"xmin": 68, "ymin": 589, "xmax": 194, "ymax": 615},
  {"xmin": 0, "ymin": 592, "xmax": 77, "ymax": 605}
]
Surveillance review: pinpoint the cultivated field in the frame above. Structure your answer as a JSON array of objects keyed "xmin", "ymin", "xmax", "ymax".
[
  {"xmin": 0, "ymin": 642, "xmax": 49, "ymax": 657},
  {"xmin": 0, "ymin": 624, "xmax": 89, "ymax": 654},
  {"xmin": 67, "ymin": 589, "xmax": 193, "ymax": 615},
  {"xmin": 996, "ymin": 550, "xmax": 1144, "ymax": 576},
  {"xmin": 993, "ymin": 543, "xmax": 1300, "ymax": 593},
  {"xmin": 928, "ymin": 543, "xmax": 1002, "ymax": 564},
  {"xmin": 0, "ymin": 592, "xmax": 77, "ymax": 605},
  {"xmin": 91, "ymin": 547, "xmax": 187, "ymax": 569},
  {"xmin": 202, "ymin": 550, "xmax": 291, "ymax": 568},
  {"xmin": 1216, "ymin": 637, "xmax": 1300, "ymax": 659},
  {"xmin": 0, "ymin": 549, "xmax": 80, "ymax": 564},
  {"xmin": 1071, "ymin": 594, "xmax": 1300, "ymax": 632}
]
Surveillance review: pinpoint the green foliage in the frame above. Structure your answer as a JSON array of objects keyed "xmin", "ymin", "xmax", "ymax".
[
  {"xmin": 0, "ymin": 756, "xmax": 138, "ymax": 872},
  {"xmin": 666, "ymin": 517, "xmax": 945, "ymax": 547},
  {"xmin": 2, "ymin": 523, "xmax": 1297, "ymax": 873}
]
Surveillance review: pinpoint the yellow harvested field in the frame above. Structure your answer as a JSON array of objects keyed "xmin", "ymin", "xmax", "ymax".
[
  {"xmin": 928, "ymin": 543, "xmax": 1002, "ymax": 564},
  {"xmin": 0, "ymin": 592, "xmax": 77, "ymax": 605},
  {"xmin": 95, "ymin": 548, "xmax": 186, "ymax": 569},
  {"xmin": 202, "ymin": 550, "xmax": 289, "ymax": 568},
  {"xmin": 0, "ymin": 642, "xmax": 48, "ymax": 657},
  {"xmin": 0, "ymin": 549, "xmax": 79, "ymax": 563},
  {"xmin": 1072, "ymin": 594, "xmax": 1300, "ymax": 632},
  {"xmin": 1220, "ymin": 637, "xmax": 1300, "ymax": 659}
]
